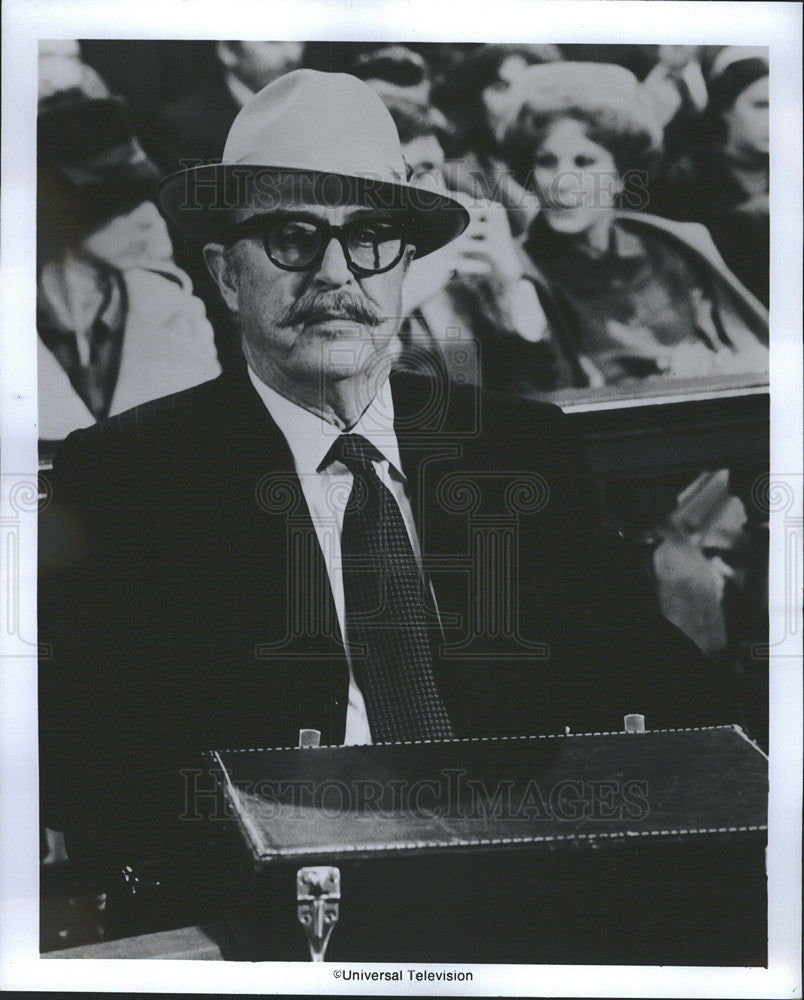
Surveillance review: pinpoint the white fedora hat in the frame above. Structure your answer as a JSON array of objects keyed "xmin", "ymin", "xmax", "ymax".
[{"xmin": 158, "ymin": 68, "xmax": 469, "ymax": 257}]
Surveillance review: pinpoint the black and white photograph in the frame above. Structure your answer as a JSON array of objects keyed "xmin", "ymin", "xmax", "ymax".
[{"xmin": 0, "ymin": 1, "xmax": 801, "ymax": 996}]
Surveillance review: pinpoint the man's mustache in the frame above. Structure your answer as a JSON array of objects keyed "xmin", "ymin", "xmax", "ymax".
[{"xmin": 277, "ymin": 290, "xmax": 383, "ymax": 328}]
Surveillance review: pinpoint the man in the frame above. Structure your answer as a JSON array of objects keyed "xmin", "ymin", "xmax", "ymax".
[
  {"xmin": 152, "ymin": 41, "xmax": 306, "ymax": 175},
  {"xmin": 39, "ymin": 71, "xmax": 719, "ymax": 898},
  {"xmin": 37, "ymin": 87, "xmax": 219, "ymax": 445}
]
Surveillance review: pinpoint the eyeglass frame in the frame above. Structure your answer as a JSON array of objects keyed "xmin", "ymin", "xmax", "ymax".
[{"xmin": 221, "ymin": 211, "xmax": 410, "ymax": 277}]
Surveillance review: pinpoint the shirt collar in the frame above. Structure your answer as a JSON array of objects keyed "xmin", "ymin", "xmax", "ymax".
[
  {"xmin": 38, "ymin": 257, "xmax": 125, "ymax": 363},
  {"xmin": 247, "ymin": 366, "xmax": 404, "ymax": 479}
]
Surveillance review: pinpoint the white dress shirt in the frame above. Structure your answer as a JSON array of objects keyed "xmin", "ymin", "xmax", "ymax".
[{"xmin": 248, "ymin": 367, "xmax": 428, "ymax": 745}]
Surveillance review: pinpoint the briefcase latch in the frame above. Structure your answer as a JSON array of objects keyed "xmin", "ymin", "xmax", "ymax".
[{"xmin": 296, "ymin": 865, "xmax": 340, "ymax": 962}]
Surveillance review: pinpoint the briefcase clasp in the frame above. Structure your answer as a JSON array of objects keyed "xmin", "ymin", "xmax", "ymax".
[{"xmin": 296, "ymin": 865, "xmax": 340, "ymax": 962}]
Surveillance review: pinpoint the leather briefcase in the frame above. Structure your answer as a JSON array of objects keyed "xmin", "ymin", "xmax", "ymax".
[{"xmin": 204, "ymin": 724, "xmax": 767, "ymax": 965}]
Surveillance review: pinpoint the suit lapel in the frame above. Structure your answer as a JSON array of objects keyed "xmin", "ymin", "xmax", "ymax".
[
  {"xmin": 391, "ymin": 373, "xmax": 477, "ymax": 735},
  {"xmin": 211, "ymin": 366, "xmax": 350, "ymax": 744},
  {"xmin": 390, "ymin": 373, "xmax": 544, "ymax": 738}
]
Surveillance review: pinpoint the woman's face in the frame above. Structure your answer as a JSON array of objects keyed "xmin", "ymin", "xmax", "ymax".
[
  {"xmin": 481, "ymin": 55, "xmax": 530, "ymax": 145},
  {"xmin": 531, "ymin": 117, "xmax": 621, "ymax": 242},
  {"xmin": 723, "ymin": 75, "xmax": 769, "ymax": 157},
  {"xmin": 81, "ymin": 201, "xmax": 174, "ymax": 269}
]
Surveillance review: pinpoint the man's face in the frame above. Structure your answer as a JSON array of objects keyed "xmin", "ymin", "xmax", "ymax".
[
  {"xmin": 225, "ymin": 42, "xmax": 304, "ymax": 93},
  {"xmin": 208, "ymin": 203, "xmax": 412, "ymax": 397},
  {"xmin": 402, "ymin": 134, "xmax": 446, "ymax": 185},
  {"xmin": 482, "ymin": 55, "xmax": 531, "ymax": 145}
]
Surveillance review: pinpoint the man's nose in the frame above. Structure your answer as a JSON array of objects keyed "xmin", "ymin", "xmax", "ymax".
[{"xmin": 313, "ymin": 236, "xmax": 353, "ymax": 287}]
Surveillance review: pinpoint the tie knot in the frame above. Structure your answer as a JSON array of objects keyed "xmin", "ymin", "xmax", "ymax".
[{"xmin": 329, "ymin": 434, "xmax": 383, "ymax": 476}]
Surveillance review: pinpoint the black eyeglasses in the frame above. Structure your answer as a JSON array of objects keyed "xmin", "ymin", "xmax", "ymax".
[{"xmin": 226, "ymin": 214, "xmax": 408, "ymax": 277}]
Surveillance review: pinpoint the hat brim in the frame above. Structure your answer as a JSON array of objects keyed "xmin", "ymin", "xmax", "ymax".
[
  {"xmin": 60, "ymin": 144, "xmax": 163, "ymax": 191},
  {"xmin": 157, "ymin": 163, "xmax": 469, "ymax": 258}
]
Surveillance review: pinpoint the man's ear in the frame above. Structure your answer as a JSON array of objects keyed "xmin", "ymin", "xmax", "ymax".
[{"xmin": 203, "ymin": 243, "xmax": 240, "ymax": 312}]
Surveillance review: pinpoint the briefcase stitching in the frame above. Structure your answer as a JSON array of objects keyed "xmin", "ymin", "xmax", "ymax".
[
  {"xmin": 248, "ymin": 823, "xmax": 768, "ymax": 860},
  {"xmin": 215, "ymin": 724, "xmax": 739, "ymax": 754}
]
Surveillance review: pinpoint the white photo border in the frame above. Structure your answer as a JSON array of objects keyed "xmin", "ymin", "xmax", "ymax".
[{"xmin": 1, "ymin": 1, "xmax": 801, "ymax": 995}]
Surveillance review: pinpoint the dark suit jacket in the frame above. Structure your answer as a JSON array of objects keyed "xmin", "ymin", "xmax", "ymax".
[{"xmin": 39, "ymin": 365, "xmax": 719, "ymax": 869}]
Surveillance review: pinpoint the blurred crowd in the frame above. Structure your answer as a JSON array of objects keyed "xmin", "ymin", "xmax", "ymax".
[
  {"xmin": 37, "ymin": 39, "xmax": 769, "ymax": 438},
  {"xmin": 35, "ymin": 41, "xmax": 770, "ymax": 708}
]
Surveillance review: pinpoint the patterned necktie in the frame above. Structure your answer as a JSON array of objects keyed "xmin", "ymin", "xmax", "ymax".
[{"xmin": 332, "ymin": 433, "xmax": 455, "ymax": 742}]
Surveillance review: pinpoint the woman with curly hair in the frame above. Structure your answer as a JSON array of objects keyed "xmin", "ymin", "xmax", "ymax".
[{"xmin": 504, "ymin": 61, "xmax": 768, "ymax": 389}]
